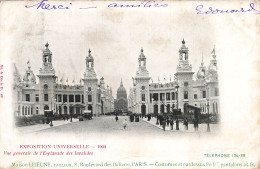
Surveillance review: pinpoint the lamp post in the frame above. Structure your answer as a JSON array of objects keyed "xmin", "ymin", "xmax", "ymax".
[
  {"xmin": 205, "ymin": 81, "xmax": 210, "ymax": 132},
  {"xmin": 50, "ymin": 96, "xmax": 56, "ymax": 127},
  {"xmin": 174, "ymin": 82, "xmax": 180, "ymax": 130}
]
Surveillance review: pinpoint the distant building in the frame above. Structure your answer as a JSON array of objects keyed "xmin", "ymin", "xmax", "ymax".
[
  {"xmin": 13, "ymin": 43, "xmax": 114, "ymax": 117},
  {"xmin": 114, "ymin": 80, "xmax": 128, "ymax": 112},
  {"xmin": 128, "ymin": 40, "xmax": 219, "ymax": 116}
]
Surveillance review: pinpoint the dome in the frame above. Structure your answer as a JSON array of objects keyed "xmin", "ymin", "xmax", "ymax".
[
  {"xmin": 117, "ymin": 80, "xmax": 126, "ymax": 93},
  {"xmin": 23, "ymin": 66, "xmax": 36, "ymax": 84}
]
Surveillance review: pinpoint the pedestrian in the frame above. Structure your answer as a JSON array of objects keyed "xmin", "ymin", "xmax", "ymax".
[
  {"xmin": 162, "ymin": 118, "xmax": 166, "ymax": 131},
  {"xmin": 115, "ymin": 115, "xmax": 118, "ymax": 122},
  {"xmin": 184, "ymin": 118, "xmax": 188, "ymax": 130},
  {"xmin": 176, "ymin": 118, "xmax": 179, "ymax": 130},
  {"xmin": 66, "ymin": 116, "xmax": 68, "ymax": 121},
  {"xmin": 194, "ymin": 119, "xmax": 198, "ymax": 131},
  {"xmin": 63, "ymin": 115, "xmax": 65, "ymax": 121},
  {"xmin": 170, "ymin": 118, "xmax": 173, "ymax": 130},
  {"xmin": 166, "ymin": 116, "xmax": 170, "ymax": 126},
  {"xmin": 123, "ymin": 119, "xmax": 127, "ymax": 129}
]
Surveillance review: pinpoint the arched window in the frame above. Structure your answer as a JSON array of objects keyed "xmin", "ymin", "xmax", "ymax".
[
  {"xmin": 25, "ymin": 107, "xmax": 27, "ymax": 115},
  {"xmin": 43, "ymin": 84, "xmax": 48, "ymax": 89},
  {"xmin": 167, "ymin": 104, "xmax": 170, "ymax": 113},
  {"xmin": 216, "ymin": 102, "xmax": 218, "ymax": 113},
  {"xmin": 22, "ymin": 106, "xmax": 24, "ymax": 115}
]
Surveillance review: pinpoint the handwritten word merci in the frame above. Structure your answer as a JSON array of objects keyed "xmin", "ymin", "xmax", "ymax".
[{"xmin": 196, "ymin": 3, "xmax": 260, "ymax": 14}]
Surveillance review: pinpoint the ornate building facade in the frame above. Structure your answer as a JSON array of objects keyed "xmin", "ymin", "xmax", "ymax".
[
  {"xmin": 128, "ymin": 40, "xmax": 219, "ymax": 116},
  {"xmin": 13, "ymin": 43, "xmax": 114, "ymax": 117},
  {"xmin": 114, "ymin": 80, "xmax": 128, "ymax": 112}
]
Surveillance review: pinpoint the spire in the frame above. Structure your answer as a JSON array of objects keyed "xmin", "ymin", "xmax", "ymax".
[
  {"xmin": 141, "ymin": 47, "xmax": 143, "ymax": 53},
  {"xmin": 45, "ymin": 42, "xmax": 49, "ymax": 48},
  {"xmin": 88, "ymin": 48, "xmax": 91, "ymax": 54},
  {"xmin": 201, "ymin": 52, "xmax": 204, "ymax": 66},
  {"xmin": 120, "ymin": 78, "xmax": 123, "ymax": 86},
  {"xmin": 211, "ymin": 45, "xmax": 216, "ymax": 59},
  {"xmin": 182, "ymin": 38, "xmax": 185, "ymax": 44}
]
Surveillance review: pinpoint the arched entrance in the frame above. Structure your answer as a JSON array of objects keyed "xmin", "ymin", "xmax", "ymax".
[
  {"xmin": 167, "ymin": 104, "xmax": 170, "ymax": 113},
  {"xmin": 44, "ymin": 105, "xmax": 49, "ymax": 116},
  {"xmin": 184, "ymin": 103, "xmax": 188, "ymax": 114},
  {"xmin": 160, "ymin": 104, "xmax": 164, "ymax": 113},
  {"xmin": 141, "ymin": 105, "xmax": 146, "ymax": 116},
  {"xmin": 88, "ymin": 105, "xmax": 93, "ymax": 115},
  {"xmin": 154, "ymin": 104, "xmax": 158, "ymax": 116}
]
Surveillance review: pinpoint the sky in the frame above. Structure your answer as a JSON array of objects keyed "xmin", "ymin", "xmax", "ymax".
[{"xmin": 4, "ymin": 1, "xmax": 245, "ymax": 98}]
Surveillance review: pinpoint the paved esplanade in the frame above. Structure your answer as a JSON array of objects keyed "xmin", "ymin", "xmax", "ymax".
[{"xmin": 35, "ymin": 116, "xmax": 218, "ymax": 137}]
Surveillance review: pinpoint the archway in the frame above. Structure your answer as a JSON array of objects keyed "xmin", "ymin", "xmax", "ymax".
[
  {"xmin": 141, "ymin": 105, "xmax": 146, "ymax": 116},
  {"xmin": 183, "ymin": 103, "xmax": 188, "ymax": 114},
  {"xmin": 154, "ymin": 104, "xmax": 158, "ymax": 116},
  {"xmin": 88, "ymin": 105, "xmax": 93, "ymax": 115},
  {"xmin": 167, "ymin": 104, "xmax": 170, "ymax": 113},
  {"xmin": 160, "ymin": 104, "xmax": 164, "ymax": 114}
]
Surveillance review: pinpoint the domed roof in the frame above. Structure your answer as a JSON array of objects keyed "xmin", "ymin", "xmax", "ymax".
[
  {"xmin": 23, "ymin": 64, "xmax": 36, "ymax": 84},
  {"xmin": 117, "ymin": 79, "xmax": 126, "ymax": 93}
]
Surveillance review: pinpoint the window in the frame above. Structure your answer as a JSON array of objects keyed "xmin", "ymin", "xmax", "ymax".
[
  {"xmin": 160, "ymin": 93, "xmax": 165, "ymax": 101},
  {"xmin": 69, "ymin": 95, "xmax": 74, "ymax": 102},
  {"xmin": 82, "ymin": 95, "xmax": 84, "ymax": 103},
  {"xmin": 203, "ymin": 91, "xmax": 206, "ymax": 98},
  {"xmin": 88, "ymin": 95, "xmax": 92, "ymax": 102},
  {"xmin": 58, "ymin": 94, "xmax": 62, "ymax": 102},
  {"xmin": 25, "ymin": 94, "xmax": 30, "ymax": 102},
  {"xmin": 63, "ymin": 95, "xmax": 67, "ymax": 102},
  {"xmin": 36, "ymin": 107, "xmax": 39, "ymax": 115},
  {"xmin": 141, "ymin": 86, "xmax": 145, "ymax": 90},
  {"xmin": 166, "ymin": 93, "xmax": 170, "ymax": 100},
  {"xmin": 44, "ymin": 84, "xmax": 48, "ymax": 89},
  {"xmin": 172, "ymin": 92, "xmax": 175, "ymax": 100},
  {"xmin": 194, "ymin": 94, "xmax": 197, "ymax": 99},
  {"xmin": 153, "ymin": 93, "xmax": 158, "ymax": 101},
  {"xmin": 184, "ymin": 91, "xmax": 188, "ymax": 99},
  {"xmin": 88, "ymin": 87, "xmax": 91, "ymax": 91},
  {"xmin": 215, "ymin": 88, "xmax": 219, "ymax": 96},
  {"xmin": 35, "ymin": 94, "xmax": 39, "ymax": 102},
  {"xmin": 184, "ymin": 82, "xmax": 188, "ymax": 87},
  {"xmin": 44, "ymin": 94, "xmax": 48, "ymax": 101},
  {"xmin": 150, "ymin": 94, "xmax": 152, "ymax": 103},
  {"xmin": 142, "ymin": 94, "xmax": 145, "ymax": 101},
  {"xmin": 75, "ymin": 95, "xmax": 80, "ymax": 102}
]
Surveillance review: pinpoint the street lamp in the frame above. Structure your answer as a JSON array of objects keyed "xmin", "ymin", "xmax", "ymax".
[
  {"xmin": 205, "ymin": 81, "xmax": 211, "ymax": 132},
  {"xmin": 174, "ymin": 82, "xmax": 180, "ymax": 130}
]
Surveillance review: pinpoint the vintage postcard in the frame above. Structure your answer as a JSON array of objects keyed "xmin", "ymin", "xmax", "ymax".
[{"xmin": 0, "ymin": 0, "xmax": 259, "ymax": 169}]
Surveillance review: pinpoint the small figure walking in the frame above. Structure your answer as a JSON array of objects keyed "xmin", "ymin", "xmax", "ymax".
[
  {"xmin": 194, "ymin": 119, "xmax": 199, "ymax": 131},
  {"xmin": 176, "ymin": 118, "xmax": 179, "ymax": 130},
  {"xmin": 123, "ymin": 119, "xmax": 127, "ymax": 129},
  {"xmin": 170, "ymin": 118, "xmax": 173, "ymax": 130},
  {"xmin": 184, "ymin": 118, "xmax": 188, "ymax": 130},
  {"xmin": 162, "ymin": 118, "xmax": 166, "ymax": 131},
  {"xmin": 115, "ymin": 115, "xmax": 118, "ymax": 122}
]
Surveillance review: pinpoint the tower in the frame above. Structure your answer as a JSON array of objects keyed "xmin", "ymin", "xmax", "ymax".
[
  {"xmin": 37, "ymin": 42, "xmax": 57, "ymax": 115},
  {"xmin": 82, "ymin": 49, "xmax": 99, "ymax": 116},
  {"xmin": 135, "ymin": 48, "xmax": 150, "ymax": 116},
  {"xmin": 174, "ymin": 39, "xmax": 194, "ymax": 113}
]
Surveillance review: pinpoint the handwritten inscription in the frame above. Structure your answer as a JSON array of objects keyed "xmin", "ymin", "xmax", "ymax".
[
  {"xmin": 108, "ymin": 0, "xmax": 168, "ymax": 8},
  {"xmin": 25, "ymin": 0, "xmax": 96, "ymax": 10},
  {"xmin": 196, "ymin": 3, "xmax": 260, "ymax": 14},
  {"xmin": 25, "ymin": 0, "xmax": 167, "ymax": 10}
]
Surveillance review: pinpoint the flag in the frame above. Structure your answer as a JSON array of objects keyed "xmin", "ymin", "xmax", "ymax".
[
  {"xmin": 170, "ymin": 75, "xmax": 172, "ymax": 82},
  {"xmin": 66, "ymin": 78, "xmax": 68, "ymax": 82},
  {"xmin": 27, "ymin": 60, "xmax": 30, "ymax": 64},
  {"xmin": 211, "ymin": 45, "xmax": 215, "ymax": 55},
  {"xmin": 60, "ymin": 77, "xmax": 63, "ymax": 83},
  {"xmin": 158, "ymin": 77, "xmax": 160, "ymax": 83}
]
